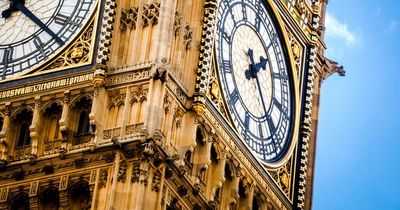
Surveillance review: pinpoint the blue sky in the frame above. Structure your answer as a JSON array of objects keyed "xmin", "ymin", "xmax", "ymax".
[{"xmin": 313, "ymin": 0, "xmax": 400, "ymax": 209}]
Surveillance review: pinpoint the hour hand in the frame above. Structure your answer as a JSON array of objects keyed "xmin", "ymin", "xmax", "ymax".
[
  {"xmin": 1, "ymin": 9, "xmax": 11, "ymax": 19},
  {"xmin": 1, "ymin": 1, "xmax": 18, "ymax": 19}
]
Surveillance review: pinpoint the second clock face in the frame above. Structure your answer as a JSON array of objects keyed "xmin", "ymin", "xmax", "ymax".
[
  {"xmin": 215, "ymin": 0, "xmax": 293, "ymax": 162},
  {"xmin": 0, "ymin": 0, "xmax": 97, "ymax": 80}
]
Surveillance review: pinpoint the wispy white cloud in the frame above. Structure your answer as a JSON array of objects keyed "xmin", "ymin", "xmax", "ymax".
[
  {"xmin": 325, "ymin": 12, "xmax": 357, "ymax": 47},
  {"xmin": 385, "ymin": 20, "xmax": 400, "ymax": 34}
]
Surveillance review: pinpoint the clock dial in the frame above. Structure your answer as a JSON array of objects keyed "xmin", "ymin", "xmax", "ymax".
[
  {"xmin": 0, "ymin": 0, "xmax": 97, "ymax": 80},
  {"xmin": 215, "ymin": 0, "xmax": 293, "ymax": 162}
]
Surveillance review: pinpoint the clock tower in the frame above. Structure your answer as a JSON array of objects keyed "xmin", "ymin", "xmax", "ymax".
[{"xmin": 0, "ymin": 0, "xmax": 343, "ymax": 209}]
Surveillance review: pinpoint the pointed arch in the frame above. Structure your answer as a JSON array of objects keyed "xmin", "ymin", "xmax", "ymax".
[
  {"xmin": 70, "ymin": 96, "xmax": 93, "ymax": 145},
  {"xmin": 11, "ymin": 108, "xmax": 33, "ymax": 160},
  {"xmin": 39, "ymin": 186, "xmax": 60, "ymax": 209},
  {"xmin": 9, "ymin": 191, "xmax": 29, "ymax": 210},
  {"xmin": 68, "ymin": 180, "xmax": 91, "ymax": 210}
]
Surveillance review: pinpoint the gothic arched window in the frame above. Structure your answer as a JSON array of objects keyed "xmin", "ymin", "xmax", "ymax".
[
  {"xmin": 252, "ymin": 195, "xmax": 260, "ymax": 210},
  {"xmin": 43, "ymin": 103, "xmax": 63, "ymax": 141},
  {"xmin": 184, "ymin": 150, "xmax": 193, "ymax": 171},
  {"xmin": 224, "ymin": 163, "xmax": 233, "ymax": 181},
  {"xmin": 195, "ymin": 128, "xmax": 205, "ymax": 145},
  {"xmin": 9, "ymin": 192, "xmax": 30, "ymax": 210},
  {"xmin": 39, "ymin": 187, "xmax": 59, "ymax": 210},
  {"xmin": 77, "ymin": 110, "xmax": 90, "ymax": 136},
  {"xmin": 17, "ymin": 122, "xmax": 31, "ymax": 147},
  {"xmin": 72, "ymin": 97, "xmax": 92, "ymax": 145},
  {"xmin": 13, "ymin": 109, "xmax": 33, "ymax": 160},
  {"xmin": 68, "ymin": 180, "xmax": 91, "ymax": 210},
  {"xmin": 210, "ymin": 145, "xmax": 219, "ymax": 164}
]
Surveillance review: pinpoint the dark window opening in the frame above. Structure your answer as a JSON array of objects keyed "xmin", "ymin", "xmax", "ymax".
[
  {"xmin": 9, "ymin": 192, "xmax": 30, "ymax": 210},
  {"xmin": 239, "ymin": 180, "xmax": 247, "ymax": 199},
  {"xmin": 252, "ymin": 196, "xmax": 260, "ymax": 210},
  {"xmin": 17, "ymin": 122, "xmax": 31, "ymax": 147},
  {"xmin": 196, "ymin": 128, "xmax": 205, "ymax": 145},
  {"xmin": 211, "ymin": 146, "xmax": 218, "ymax": 164}
]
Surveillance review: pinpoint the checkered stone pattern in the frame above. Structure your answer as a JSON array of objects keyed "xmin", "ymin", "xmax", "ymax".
[
  {"xmin": 96, "ymin": 0, "xmax": 117, "ymax": 66},
  {"xmin": 195, "ymin": 0, "xmax": 218, "ymax": 96},
  {"xmin": 296, "ymin": 45, "xmax": 317, "ymax": 210}
]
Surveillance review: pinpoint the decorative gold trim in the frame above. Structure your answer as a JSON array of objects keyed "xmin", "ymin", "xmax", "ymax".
[{"xmin": 41, "ymin": 19, "xmax": 95, "ymax": 71}]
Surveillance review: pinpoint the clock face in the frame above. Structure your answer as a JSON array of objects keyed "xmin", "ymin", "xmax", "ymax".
[
  {"xmin": 0, "ymin": 0, "xmax": 97, "ymax": 80},
  {"xmin": 215, "ymin": 0, "xmax": 294, "ymax": 162}
]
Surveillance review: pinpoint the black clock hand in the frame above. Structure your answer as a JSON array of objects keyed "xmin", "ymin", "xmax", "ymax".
[
  {"xmin": 244, "ymin": 48, "xmax": 278, "ymax": 154},
  {"xmin": 14, "ymin": 2, "xmax": 64, "ymax": 45},
  {"xmin": 253, "ymin": 68, "xmax": 278, "ymax": 155}
]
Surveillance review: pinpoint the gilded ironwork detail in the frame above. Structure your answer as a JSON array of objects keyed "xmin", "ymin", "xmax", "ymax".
[
  {"xmin": 267, "ymin": 154, "xmax": 294, "ymax": 201},
  {"xmin": 43, "ymin": 19, "xmax": 95, "ymax": 71},
  {"xmin": 286, "ymin": 27, "xmax": 303, "ymax": 77}
]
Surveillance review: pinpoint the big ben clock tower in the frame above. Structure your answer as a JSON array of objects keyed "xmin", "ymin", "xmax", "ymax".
[{"xmin": 0, "ymin": 0, "xmax": 342, "ymax": 209}]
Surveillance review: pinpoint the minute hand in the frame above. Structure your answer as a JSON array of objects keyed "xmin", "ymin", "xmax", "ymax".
[{"xmin": 15, "ymin": 2, "xmax": 64, "ymax": 45}]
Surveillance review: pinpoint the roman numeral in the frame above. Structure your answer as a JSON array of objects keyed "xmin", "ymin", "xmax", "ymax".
[
  {"xmin": 229, "ymin": 89, "xmax": 240, "ymax": 104},
  {"xmin": 229, "ymin": 10, "xmax": 236, "ymax": 24},
  {"xmin": 255, "ymin": 18, "xmax": 261, "ymax": 31},
  {"xmin": 55, "ymin": 13, "xmax": 69, "ymax": 25},
  {"xmin": 242, "ymin": 4, "xmax": 247, "ymax": 21},
  {"xmin": 33, "ymin": 36, "xmax": 46, "ymax": 58},
  {"xmin": 244, "ymin": 113, "xmax": 250, "ymax": 130},
  {"xmin": 55, "ymin": 13, "xmax": 80, "ymax": 26},
  {"xmin": 2, "ymin": 48, "xmax": 13, "ymax": 63},
  {"xmin": 273, "ymin": 98, "xmax": 283, "ymax": 113},
  {"xmin": 222, "ymin": 31, "xmax": 231, "ymax": 44},
  {"xmin": 272, "ymin": 72, "xmax": 288, "ymax": 80},
  {"xmin": 266, "ymin": 33, "xmax": 278, "ymax": 50},
  {"xmin": 266, "ymin": 116, "xmax": 276, "ymax": 135},
  {"xmin": 221, "ymin": 60, "xmax": 232, "ymax": 73},
  {"xmin": 258, "ymin": 123, "xmax": 264, "ymax": 138}
]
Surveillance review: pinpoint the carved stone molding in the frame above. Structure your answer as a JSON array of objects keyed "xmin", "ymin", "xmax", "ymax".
[
  {"xmin": 151, "ymin": 169, "xmax": 162, "ymax": 192},
  {"xmin": 130, "ymin": 85, "xmax": 148, "ymax": 104},
  {"xmin": 98, "ymin": 168, "xmax": 108, "ymax": 188},
  {"xmin": 174, "ymin": 11, "xmax": 193, "ymax": 50},
  {"xmin": 131, "ymin": 164, "xmax": 140, "ymax": 183},
  {"xmin": 119, "ymin": 3, "xmax": 160, "ymax": 31},
  {"xmin": 174, "ymin": 12, "xmax": 183, "ymax": 36},
  {"xmin": 117, "ymin": 160, "xmax": 127, "ymax": 183},
  {"xmin": 120, "ymin": 7, "xmax": 139, "ymax": 31},
  {"xmin": 142, "ymin": 3, "xmax": 160, "ymax": 27},
  {"xmin": 107, "ymin": 90, "xmax": 126, "ymax": 108}
]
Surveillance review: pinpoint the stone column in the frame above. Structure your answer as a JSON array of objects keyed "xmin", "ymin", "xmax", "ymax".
[
  {"xmin": 29, "ymin": 97, "xmax": 42, "ymax": 155},
  {"xmin": 0, "ymin": 104, "xmax": 11, "ymax": 160},
  {"xmin": 59, "ymin": 91, "xmax": 71, "ymax": 145}
]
